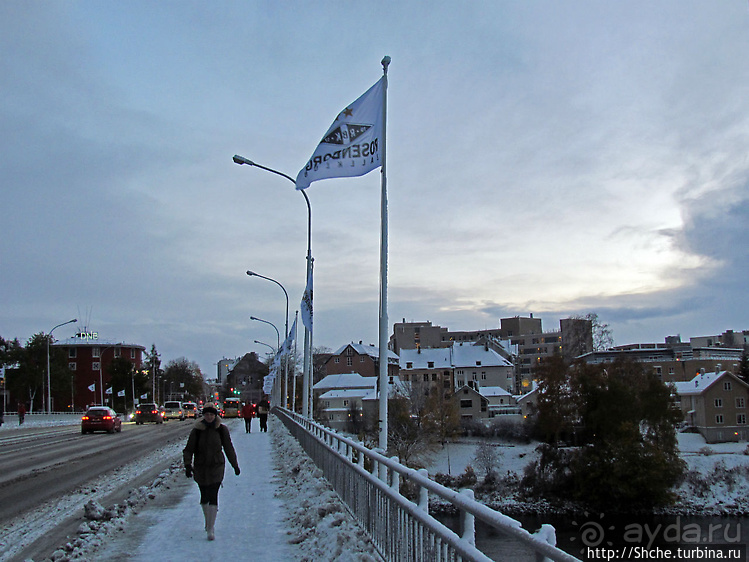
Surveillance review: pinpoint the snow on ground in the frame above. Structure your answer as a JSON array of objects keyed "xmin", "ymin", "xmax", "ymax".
[{"xmin": 19, "ymin": 417, "xmax": 383, "ymax": 562}]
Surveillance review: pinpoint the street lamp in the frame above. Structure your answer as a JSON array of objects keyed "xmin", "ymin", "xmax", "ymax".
[
  {"xmin": 233, "ymin": 155, "xmax": 314, "ymax": 418},
  {"xmin": 47, "ymin": 318, "xmax": 77, "ymax": 414},
  {"xmin": 250, "ymin": 316, "xmax": 280, "ymax": 350},
  {"xmin": 247, "ymin": 270, "xmax": 289, "ymax": 407},
  {"xmin": 254, "ymin": 340, "xmax": 275, "ymax": 354}
]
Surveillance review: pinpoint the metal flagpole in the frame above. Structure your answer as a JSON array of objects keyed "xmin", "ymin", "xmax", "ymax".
[{"xmin": 378, "ymin": 56, "xmax": 391, "ymax": 452}]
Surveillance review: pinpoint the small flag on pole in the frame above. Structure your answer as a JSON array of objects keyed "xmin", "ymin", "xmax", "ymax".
[
  {"xmin": 295, "ymin": 77, "xmax": 385, "ymax": 190},
  {"xmin": 301, "ymin": 268, "xmax": 313, "ymax": 330},
  {"xmin": 105, "ymin": 387, "xmax": 112, "ymax": 395},
  {"xmin": 140, "ymin": 393, "xmax": 148, "ymax": 399},
  {"xmin": 88, "ymin": 383, "xmax": 96, "ymax": 392},
  {"xmin": 117, "ymin": 389, "xmax": 125, "ymax": 397},
  {"xmin": 281, "ymin": 318, "xmax": 297, "ymax": 355}
]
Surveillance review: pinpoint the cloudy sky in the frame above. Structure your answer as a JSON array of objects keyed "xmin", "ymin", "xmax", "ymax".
[{"xmin": 2, "ymin": 1, "xmax": 748, "ymax": 376}]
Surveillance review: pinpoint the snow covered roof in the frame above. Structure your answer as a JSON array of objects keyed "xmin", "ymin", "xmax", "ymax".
[
  {"xmin": 319, "ymin": 388, "xmax": 373, "ymax": 400},
  {"xmin": 313, "ymin": 373, "xmax": 377, "ymax": 391},
  {"xmin": 331, "ymin": 342, "xmax": 400, "ymax": 363},
  {"xmin": 478, "ymin": 386, "xmax": 512, "ymax": 398},
  {"xmin": 399, "ymin": 342, "xmax": 513, "ymax": 370},
  {"xmin": 399, "ymin": 347, "xmax": 452, "ymax": 369},
  {"xmin": 673, "ymin": 370, "xmax": 743, "ymax": 396},
  {"xmin": 452, "ymin": 342, "xmax": 513, "ymax": 368}
]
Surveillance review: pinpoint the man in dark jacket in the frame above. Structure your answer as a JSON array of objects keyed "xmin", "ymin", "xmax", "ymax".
[
  {"xmin": 183, "ymin": 403, "xmax": 240, "ymax": 540},
  {"xmin": 256, "ymin": 397, "xmax": 270, "ymax": 432}
]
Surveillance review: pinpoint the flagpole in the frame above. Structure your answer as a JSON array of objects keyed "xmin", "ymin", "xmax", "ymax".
[{"xmin": 378, "ymin": 56, "xmax": 391, "ymax": 452}]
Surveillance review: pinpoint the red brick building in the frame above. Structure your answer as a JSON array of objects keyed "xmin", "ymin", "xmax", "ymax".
[
  {"xmin": 324, "ymin": 342, "xmax": 400, "ymax": 379},
  {"xmin": 53, "ymin": 332, "xmax": 145, "ymax": 411}
]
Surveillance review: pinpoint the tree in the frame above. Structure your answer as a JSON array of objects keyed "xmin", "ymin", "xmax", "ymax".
[
  {"xmin": 8, "ymin": 333, "xmax": 71, "ymax": 412},
  {"xmin": 473, "ymin": 441, "xmax": 502, "ymax": 479},
  {"xmin": 738, "ymin": 351, "xmax": 749, "ymax": 384},
  {"xmin": 567, "ymin": 313, "xmax": 614, "ymax": 353},
  {"xmin": 422, "ymin": 388, "xmax": 460, "ymax": 446},
  {"xmin": 143, "ymin": 344, "xmax": 162, "ymax": 401},
  {"xmin": 524, "ymin": 358, "xmax": 685, "ymax": 511},
  {"xmin": 386, "ymin": 395, "xmax": 434, "ymax": 467},
  {"xmin": 532, "ymin": 355, "xmax": 577, "ymax": 443},
  {"xmin": 163, "ymin": 357, "xmax": 204, "ymax": 401}
]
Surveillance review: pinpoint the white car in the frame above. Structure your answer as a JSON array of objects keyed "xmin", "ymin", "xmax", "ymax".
[{"xmin": 163, "ymin": 401, "xmax": 185, "ymax": 421}]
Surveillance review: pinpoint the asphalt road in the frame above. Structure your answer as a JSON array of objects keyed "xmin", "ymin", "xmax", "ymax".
[{"xmin": 0, "ymin": 419, "xmax": 193, "ymax": 560}]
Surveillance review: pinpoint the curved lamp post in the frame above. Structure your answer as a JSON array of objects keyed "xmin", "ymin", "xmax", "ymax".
[
  {"xmin": 233, "ymin": 155, "xmax": 314, "ymax": 419},
  {"xmin": 247, "ymin": 270, "xmax": 289, "ymax": 407},
  {"xmin": 47, "ymin": 318, "xmax": 77, "ymax": 413},
  {"xmin": 250, "ymin": 316, "xmax": 280, "ymax": 350}
]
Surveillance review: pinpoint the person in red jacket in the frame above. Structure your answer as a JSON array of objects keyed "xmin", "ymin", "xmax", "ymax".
[{"xmin": 240, "ymin": 401, "xmax": 255, "ymax": 433}]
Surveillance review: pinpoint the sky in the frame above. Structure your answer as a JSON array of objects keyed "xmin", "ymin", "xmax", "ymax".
[{"xmin": 2, "ymin": 1, "xmax": 749, "ymax": 377}]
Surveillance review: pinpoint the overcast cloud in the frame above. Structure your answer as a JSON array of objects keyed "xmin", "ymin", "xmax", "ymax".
[{"xmin": 2, "ymin": 1, "xmax": 748, "ymax": 376}]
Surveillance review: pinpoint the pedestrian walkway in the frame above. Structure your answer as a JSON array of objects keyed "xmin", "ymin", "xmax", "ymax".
[{"xmin": 97, "ymin": 417, "xmax": 294, "ymax": 561}]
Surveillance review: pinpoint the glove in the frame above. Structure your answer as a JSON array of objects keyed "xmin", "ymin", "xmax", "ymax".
[
  {"xmin": 185, "ymin": 465, "xmax": 193, "ymax": 478},
  {"xmin": 234, "ymin": 466, "xmax": 241, "ymax": 476}
]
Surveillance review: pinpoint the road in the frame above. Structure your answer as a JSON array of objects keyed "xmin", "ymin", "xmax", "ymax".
[{"xmin": 0, "ymin": 419, "xmax": 193, "ymax": 561}]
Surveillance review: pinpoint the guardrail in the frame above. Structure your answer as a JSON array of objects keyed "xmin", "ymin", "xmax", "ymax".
[{"xmin": 275, "ymin": 408, "xmax": 580, "ymax": 562}]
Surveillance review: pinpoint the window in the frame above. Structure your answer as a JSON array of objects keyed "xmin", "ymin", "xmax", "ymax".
[
  {"xmin": 130, "ymin": 349, "xmax": 136, "ymax": 359},
  {"xmin": 92, "ymin": 362, "xmax": 101, "ymax": 371},
  {"xmin": 406, "ymin": 362, "xmax": 413, "ymax": 369},
  {"xmin": 334, "ymin": 358, "xmax": 340, "ymax": 363},
  {"xmin": 69, "ymin": 348, "xmax": 77, "ymax": 358},
  {"xmin": 427, "ymin": 362, "xmax": 434, "ymax": 368},
  {"xmin": 423, "ymin": 374, "xmax": 428, "ymax": 382},
  {"xmin": 460, "ymin": 399, "xmax": 472, "ymax": 408},
  {"xmin": 715, "ymin": 398, "xmax": 723, "ymax": 408},
  {"xmin": 724, "ymin": 381, "xmax": 732, "ymax": 391},
  {"xmin": 481, "ymin": 372, "xmax": 487, "ymax": 380},
  {"xmin": 476, "ymin": 361, "xmax": 481, "ymax": 366},
  {"xmin": 431, "ymin": 373, "xmax": 437, "ymax": 381},
  {"xmin": 114, "ymin": 348, "xmax": 121, "ymax": 357},
  {"xmin": 360, "ymin": 357, "xmax": 365, "ymax": 363},
  {"xmin": 716, "ymin": 414, "xmax": 724, "ymax": 424},
  {"xmin": 343, "ymin": 400, "xmax": 348, "ymax": 407},
  {"xmin": 737, "ymin": 398, "xmax": 746, "ymax": 409},
  {"xmin": 346, "ymin": 357, "xmax": 352, "ymax": 366},
  {"xmin": 93, "ymin": 347, "xmax": 101, "ymax": 358},
  {"xmin": 738, "ymin": 414, "xmax": 747, "ymax": 425},
  {"xmin": 69, "ymin": 362, "xmax": 76, "ymax": 370},
  {"xmin": 346, "ymin": 347, "xmax": 353, "ymax": 356}
]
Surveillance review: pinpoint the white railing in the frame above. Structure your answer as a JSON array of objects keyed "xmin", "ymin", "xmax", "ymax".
[{"xmin": 275, "ymin": 408, "xmax": 580, "ymax": 562}]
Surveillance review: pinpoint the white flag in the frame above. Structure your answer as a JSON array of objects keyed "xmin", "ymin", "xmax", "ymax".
[
  {"xmin": 117, "ymin": 389, "xmax": 125, "ymax": 397},
  {"xmin": 140, "ymin": 393, "xmax": 148, "ymax": 399},
  {"xmin": 301, "ymin": 267, "xmax": 313, "ymax": 331},
  {"xmin": 281, "ymin": 318, "xmax": 297, "ymax": 355},
  {"xmin": 295, "ymin": 77, "xmax": 384, "ymax": 190},
  {"xmin": 88, "ymin": 383, "xmax": 96, "ymax": 392},
  {"xmin": 105, "ymin": 387, "xmax": 112, "ymax": 395}
]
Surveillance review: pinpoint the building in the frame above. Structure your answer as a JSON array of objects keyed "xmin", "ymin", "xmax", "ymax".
[
  {"xmin": 53, "ymin": 331, "xmax": 145, "ymax": 411},
  {"xmin": 579, "ymin": 335, "xmax": 745, "ymax": 383},
  {"xmin": 391, "ymin": 317, "xmax": 592, "ymax": 393},
  {"xmin": 674, "ymin": 370, "xmax": 749, "ymax": 443},
  {"xmin": 324, "ymin": 342, "xmax": 400, "ymax": 379},
  {"xmin": 452, "ymin": 386, "xmax": 488, "ymax": 422},
  {"xmin": 452, "ymin": 342, "xmax": 515, "ymax": 392}
]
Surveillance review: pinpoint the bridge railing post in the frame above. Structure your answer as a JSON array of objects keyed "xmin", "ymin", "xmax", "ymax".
[{"xmin": 460, "ymin": 489, "xmax": 476, "ymax": 547}]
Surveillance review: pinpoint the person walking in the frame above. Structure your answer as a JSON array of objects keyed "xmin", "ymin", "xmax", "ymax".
[
  {"xmin": 17, "ymin": 402, "xmax": 26, "ymax": 425},
  {"xmin": 256, "ymin": 397, "xmax": 269, "ymax": 432},
  {"xmin": 182, "ymin": 403, "xmax": 240, "ymax": 540},
  {"xmin": 240, "ymin": 401, "xmax": 255, "ymax": 433},
  {"xmin": 0, "ymin": 399, "xmax": 4, "ymax": 428}
]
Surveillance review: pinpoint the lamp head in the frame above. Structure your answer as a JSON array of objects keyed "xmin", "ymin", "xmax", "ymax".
[
  {"xmin": 233, "ymin": 155, "xmax": 254, "ymax": 166},
  {"xmin": 246, "ymin": 270, "xmax": 256, "ymax": 277},
  {"xmin": 250, "ymin": 316, "xmax": 258, "ymax": 321}
]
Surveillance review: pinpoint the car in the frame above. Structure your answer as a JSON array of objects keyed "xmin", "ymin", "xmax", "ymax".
[
  {"xmin": 81, "ymin": 407, "xmax": 122, "ymax": 434},
  {"xmin": 183, "ymin": 402, "xmax": 197, "ymax": 419},
  {"xmin": 163, "ymin": 401, "xmax": 185, "ymax": 421},
  {"xmin": 134, "ymin": 403, "xmax": 164, "ymax": 424}
]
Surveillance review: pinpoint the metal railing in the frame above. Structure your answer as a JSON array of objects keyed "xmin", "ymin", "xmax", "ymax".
[{"xmin": 275, "ymin": 408, "xmax": 580, "ymax": 562}]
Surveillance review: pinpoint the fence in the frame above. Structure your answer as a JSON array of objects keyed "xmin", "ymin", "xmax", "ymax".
[{"xmin": 275, "ymin": 408, "xmax": 580, "ymax": 562}]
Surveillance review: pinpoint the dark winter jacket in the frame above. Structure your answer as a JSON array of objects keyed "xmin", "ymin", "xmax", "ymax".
[{"xmin": 183, "ymin": 416, "xmax": 239, "ymax": 486}]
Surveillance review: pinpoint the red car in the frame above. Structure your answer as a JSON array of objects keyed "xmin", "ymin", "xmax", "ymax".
[{"xmin": 81, "ymin": 407, "xmax": 122, "ymax": 434}]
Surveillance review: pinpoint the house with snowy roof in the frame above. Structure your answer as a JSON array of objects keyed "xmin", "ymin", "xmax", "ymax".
[
  {"xmin": 674, "ymin": 369, "xmax": 749, "ymax": 443},
  {"xmin": 313, "ymin": 373, "xmax": 376, "ymax": 432},
  {"xmin": 324, "ymin": 342, "xmax": 400, "ymax": 379}
]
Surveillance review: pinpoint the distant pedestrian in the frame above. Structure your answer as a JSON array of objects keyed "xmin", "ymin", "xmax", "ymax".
[
  {"xmin": 17, "ymin": 402, "xmax": 26, "ymax": 425},
  {"xmin": 0, "ymin": 400, "xmax": 4, "ymax": 428},
  {"xmin": 182, "ymin": 403, "xmax": 240, "ymax": 541},
  {"xmin": 241, "ymin": 401, "xmax": 255, "ymax": 433},
  {"xmin": 257, "ymin": 397, "xmax": 270, "ymax": 432}
]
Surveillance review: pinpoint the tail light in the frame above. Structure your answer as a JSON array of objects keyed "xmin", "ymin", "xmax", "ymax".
[
  {"xmin": 81, "ymin": 416, "xmax": 89, "ymax": 421},
  {"xmin": 102, "ymin": 416, "xmax": 112, "ymax": 420}
]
